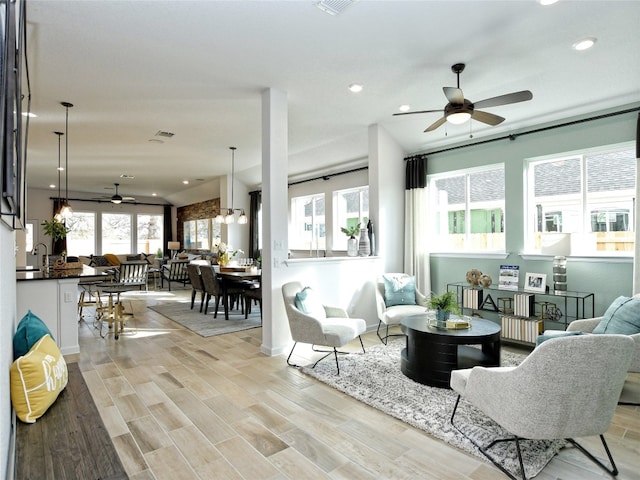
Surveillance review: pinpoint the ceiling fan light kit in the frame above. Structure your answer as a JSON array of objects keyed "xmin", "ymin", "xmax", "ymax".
[
  {"xmin": 394, "ymin": 63, "xmax": 533, "ymax": 133},
  {"xmin": 111, "ymin": 183, "xmax": 123, "ymax": 204}
]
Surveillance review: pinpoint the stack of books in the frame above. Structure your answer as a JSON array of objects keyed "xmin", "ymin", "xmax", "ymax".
[{"xmin": 513, "ymin": 292, "xmax": 535, "ymax": 317}]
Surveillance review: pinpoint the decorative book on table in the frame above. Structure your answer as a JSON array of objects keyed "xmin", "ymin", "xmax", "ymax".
[
  {"xmin": 463, "ymin": 288, "xmax": 483, "ymax": 309},
  {"xmin": 513, "ymin": 292, "xmax": 535, "ymax": 317},
  {"xmin": 501, "ymin": 315, "xmax": 544, "ymax": 343},
  {"xmin": 498, "ymin": 265, "xmax": 519, "ymax": 291}
]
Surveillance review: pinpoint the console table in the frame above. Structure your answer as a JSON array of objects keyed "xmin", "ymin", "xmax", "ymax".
[{"xmin": 447, "ymin": 282, "xmax": 594, "ymax": 345}]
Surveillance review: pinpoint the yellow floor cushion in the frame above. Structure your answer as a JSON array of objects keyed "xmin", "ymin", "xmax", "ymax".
[{"xmin": 10, "ymin": 334, "xmax": 68, "ymax": 423}]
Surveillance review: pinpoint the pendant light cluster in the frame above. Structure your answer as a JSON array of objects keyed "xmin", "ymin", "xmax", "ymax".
[
  {"xmin": 215, "ymin": 146, "xmax": 247, "ymax": 225},
  {"xmin": 55, "ymin": 101, "xmax": 74, "ymax": 220},
  {"xmin": 53, "ymin": 131, "xmax": 64, "ymax": 222}
]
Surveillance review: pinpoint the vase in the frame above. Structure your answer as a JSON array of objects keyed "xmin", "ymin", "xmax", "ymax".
[
  {"xmin": 358, "ymin": 228, "xmax": 371, "ymax": 256},
  {"xmin": 347, "ymin": 237, "xmax": 358, "ymax": 257},
  {"xmin": 218, "ymin": 252, "xmax": 229, "ymax": 267},
  {"xmin": 435, "ymin": 308, "xmax": 450, "ymax": 321}
]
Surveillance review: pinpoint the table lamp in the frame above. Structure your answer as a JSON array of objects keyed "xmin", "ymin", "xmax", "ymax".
[{"xmin": 168, "ymin": 241, "xmax": 180, "ymax": 259}]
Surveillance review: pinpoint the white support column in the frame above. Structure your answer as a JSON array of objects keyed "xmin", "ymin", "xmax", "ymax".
[{"xmin": 261, "ymin": 88, "xmax": 290, "ymax": 356}]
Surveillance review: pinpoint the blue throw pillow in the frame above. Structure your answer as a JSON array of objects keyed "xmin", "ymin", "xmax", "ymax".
[
  {"xmin": 535, "ymin": 330, "xmax": 584, "ymax": 347},
  {"xmin": 294, "ymin": 287, "xmax": 326, "ymax": 319},
  {"xmin": 13, "ymin": 310, "xmax": 54, "ymax": 360},
  {"xmin": 383, "ymin": 274, "xmax": 417, "ymax": 307},
  {"xmin": 593, "ymin": 296, "xmax": 640, "ymax": 335}
]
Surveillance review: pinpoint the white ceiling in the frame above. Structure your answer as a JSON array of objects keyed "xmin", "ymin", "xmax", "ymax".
[{"xmin": 24, "ymin": 0, "xmax": 640, "ymax": 203}]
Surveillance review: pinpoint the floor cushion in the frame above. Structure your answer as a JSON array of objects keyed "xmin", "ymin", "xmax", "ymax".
[
  {"xmin": 10, "ymin": 334, "xmax": 68, "ymax": 423},
  {"xmin": 13, "ymin": 310, "xmax": 53, "ymax": 360}
]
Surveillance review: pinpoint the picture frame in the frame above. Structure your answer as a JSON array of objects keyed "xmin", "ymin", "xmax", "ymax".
[{"xmin": 524, "ymin": 272, "xmax": 546, "ymax": 293}]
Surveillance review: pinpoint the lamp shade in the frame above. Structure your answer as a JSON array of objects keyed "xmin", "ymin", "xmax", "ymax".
[{"xmin": 168, "ymin": 241, "xmax": 180, "ymax": 251}]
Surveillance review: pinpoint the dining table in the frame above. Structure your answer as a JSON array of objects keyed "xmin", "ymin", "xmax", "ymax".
[{"xmin": 216, "ymin": 269, "xmax": 261, "ymax": 320}]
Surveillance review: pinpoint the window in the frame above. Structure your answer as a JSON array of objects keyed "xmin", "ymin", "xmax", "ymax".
[
  {"xmin": 183, "ymin": 218, "xmax": 220, "ymax": 251},
  {"xmin": 333, "ymin": 186, "xmax": 369, "ymax": 250},
  {"xmin": 66, "ymin": 212, "xmax": 96, "ymax": 256},
  {"xmin": 290, "ymin": 194, "xmax": 325, "ymax": 251},
  {"xmin": 102, "ymin": 213, "xmax": 132, "ymax": 254},
  {"xmin": 428, "ymin": 165, "xmax": 505, "ymax": 252},
  {"xmin": 526, "ymin": 144, "xmax": 635, "ymax": 255},
  {"xmin": 137, "ymin": 214, "xmax": 163, "ymax": 255}
]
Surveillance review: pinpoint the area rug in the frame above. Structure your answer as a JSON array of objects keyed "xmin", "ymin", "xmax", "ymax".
[
  {"xmin": 148, "ymin": 300, "xmax": 261, "ymax": 337},
  {"xmin": 302, "ymin": 338, "xmax": 565, "ymax": 479}
]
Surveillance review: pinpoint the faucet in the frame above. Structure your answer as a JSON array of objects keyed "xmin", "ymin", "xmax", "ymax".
[{"xmin": 31, "ymin": 243, "xmax": 49, "ymax": 270}]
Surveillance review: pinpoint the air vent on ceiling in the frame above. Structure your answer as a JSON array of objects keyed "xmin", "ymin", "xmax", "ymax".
[
  {"xmin": 120, "ymin": 174, "xmax": 135, "ymax": 179},
  {"xmin": 155, "ymin": 130, "xmax": 175, "ymax": 138},
  {"xmin": 315, "ymin": 0, "xmax": 355, "ymax": 16}
]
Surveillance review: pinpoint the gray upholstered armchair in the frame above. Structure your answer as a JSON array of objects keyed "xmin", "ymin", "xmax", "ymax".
[
  {"xmin": 375, "ymin": 273, "xmax": 429, "ymax": 344},
  {"xmin": 449, "ymin": 334, "xmax": 634, "ymax": 480},
  {"xmin": 282, "ymin": 281, "xmax": 366, "ymax": 374},
  {"xmin": 547, "ymin": 305, "xmax": 640, "ymax": 405}
]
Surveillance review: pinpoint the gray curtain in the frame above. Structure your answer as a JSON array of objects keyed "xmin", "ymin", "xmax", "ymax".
[
  {"xmin": 249, "ymin": 191, "xmax": 261, "ymax": 260},
  {"xmin": 632, "ymin": 113, "xmax": 640, "ymax": 294},
  {"xmin": 163, "ymin": 204, "xmax": 172, "ymax": 258},
  {"xmin": 404, "ymin": 156, "xmax": 430, "ymax": 295}
]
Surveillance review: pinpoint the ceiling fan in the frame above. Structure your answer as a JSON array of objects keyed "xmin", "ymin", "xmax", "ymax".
[
  {"xmin": 394, "ymin": 63, "xmax": 533, "ymax": 132},
  {"xmin": 92, "ymin": 183, "xmax": 136, "ymax": 203}
]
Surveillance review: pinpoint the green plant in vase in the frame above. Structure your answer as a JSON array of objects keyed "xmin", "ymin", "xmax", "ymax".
[
  {"xmin": 341, "ymin": 222, "xmax": 360, "ymax": 257},
  {"xmin": 41, "ymin": 218, "xmax": 69, "ymax": 242},
  {"xmin": 429, "ymin": 291, "xmax": 460, "ymax": 321}
]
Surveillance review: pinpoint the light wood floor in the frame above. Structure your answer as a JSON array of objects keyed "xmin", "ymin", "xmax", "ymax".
[{"xmin": 71, "ymin": 288, "xmax": 640, "ymax": 480}]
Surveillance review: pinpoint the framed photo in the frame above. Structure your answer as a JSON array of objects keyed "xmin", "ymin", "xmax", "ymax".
[{"xmin": 524, "ymin": 272, "xmax": 546, "ymax": 293}]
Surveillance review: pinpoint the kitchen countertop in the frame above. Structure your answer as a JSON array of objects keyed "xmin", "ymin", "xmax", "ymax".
[{"xmin": 16, "ymin": 265, "xmax": 107, "ymax": 281}]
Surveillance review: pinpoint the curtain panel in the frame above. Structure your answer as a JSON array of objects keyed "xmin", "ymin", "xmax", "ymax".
[
  {"xmin": 632, "ymin": 113, "xmax": 640, "ymax": 294},
  {"xmin": 404, "ymin": 156, "xmax": 430, "ymax": 295},
  {"xmin": 249, "ymin": 191, "xmax": 261, "ymax": 260}
]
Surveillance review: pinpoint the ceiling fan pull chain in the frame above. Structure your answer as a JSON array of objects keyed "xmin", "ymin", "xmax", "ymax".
[{"xmin": 469, "ymin": 121, "xmax": 473, "ymax": 138}]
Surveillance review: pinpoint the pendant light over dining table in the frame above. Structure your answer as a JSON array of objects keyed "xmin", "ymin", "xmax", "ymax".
[
  {"xmin": 53, "ymin": 131, "xmax": 64, "ymax": 222},
  {"xmin": 58, "ymin": 101, "xmax": 74, "ymax": 219},
  {"xmin": 215, "ymin": 146, "xmax": 247, "ymax": 225}
]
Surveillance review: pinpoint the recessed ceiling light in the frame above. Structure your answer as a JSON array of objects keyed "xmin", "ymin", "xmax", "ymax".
[
  {"xmin": 183, "ymin": 180, "xmax": 189, "ymax": 185},
  {"xmin": 57, "ymin": 166, "xmax": 64, "ymax": 171},
  {"xmin": 538, "ymin": 0, "xmax": 559, "ymax": 6},
  {"xmin": 152, "ymin": 192, "xmax": 157, "ymax": 196},
  {"xmin": 348, "ymin": 83, "xmax": 363, "ymax": 93},
  {"xmin": 49, "ymin": 184, "xmax": 56, "ymax": 189},
  {"xmin": 398, "ymin": 105, "xmax": 411, "ymax": 112},
  {"xmin": 573, "ymin": 37, "xmax": 597, "ymax": 51}
]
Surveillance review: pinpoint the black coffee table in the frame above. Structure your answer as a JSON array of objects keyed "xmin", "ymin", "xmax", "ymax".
[{"xmin": 400, "ymin": 314, "xmax": 501, "ymax": 388}]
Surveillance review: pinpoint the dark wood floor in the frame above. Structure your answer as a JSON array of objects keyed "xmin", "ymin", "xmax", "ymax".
[{"xmin": 15, "ymin": 362, "xmax": 128, "ymax": 480}]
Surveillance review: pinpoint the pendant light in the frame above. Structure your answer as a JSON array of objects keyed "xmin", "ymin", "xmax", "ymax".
[
  {"xmin": 59, "ymin": 101, "xmax": 74, "ymax": 219},
  {"xmin": 53, "ymin": 131, "xmax": 64, "ymax": 222},
  {"xmin": 215, "ymin": 146, "xmax": 247, "ymax": 225}
]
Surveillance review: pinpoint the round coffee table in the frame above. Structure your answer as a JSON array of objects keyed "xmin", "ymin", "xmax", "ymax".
[{"xmin": 400, "ymin": 314, "xmax": 501, "ymax": 388}]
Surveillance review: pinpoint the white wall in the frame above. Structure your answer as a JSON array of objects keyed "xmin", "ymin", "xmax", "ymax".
[{"xmin": 0, "ymin": 223, "xmax": 17, "ymax": 479}]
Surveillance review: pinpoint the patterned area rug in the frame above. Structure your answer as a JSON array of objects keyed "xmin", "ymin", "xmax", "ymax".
[
  {"xmin": 302, "ymin": 338, "xmax": 565, "ymax": 479},
  {"xmin": 148, "ymin": 299, "xmax": 261, "ymax": 337}
]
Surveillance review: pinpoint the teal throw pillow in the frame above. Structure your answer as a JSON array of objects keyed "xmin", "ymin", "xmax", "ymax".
[
  {"xmin": 294, "ymin": 287, "xmax": 326, "ymax": 319},
  {"xmin": 13, "ymin": 310, "xmax": 54, "ymax": 360},
  {"xmin": 383, "ymin": 274, "xmax": 417, "ymax": 307},
  {"xmin": 593, "ymin": 296, "xmax": 640, "ymax": 335},
  {"xmin": 535, "ymin": 330, "xmax": 584, "ymax": 347}
]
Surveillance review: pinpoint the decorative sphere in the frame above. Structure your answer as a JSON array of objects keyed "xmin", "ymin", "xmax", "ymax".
[{"xmin": 479, "ymin": 274, "xmax": 492, "ymax": 288}]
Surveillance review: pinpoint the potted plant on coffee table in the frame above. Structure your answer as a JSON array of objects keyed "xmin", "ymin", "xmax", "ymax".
[
  {"xmin": 429, "ymin": 290, "xmax": 460, "ymax": 322},
  {"xmin": 341, "ymin": 222, "xmax": 360, "ymax": 257}
]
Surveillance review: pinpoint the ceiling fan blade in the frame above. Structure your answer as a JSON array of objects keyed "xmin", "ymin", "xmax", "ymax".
[
  {"xmin": 424, "ymin": 116, "xmax": 447, "ymax": 132},
  {"xmin": 472, "ymin": 110, "xmax": 505, "ymax": 126},
  {"xmin": 473, "ymin": 90, "xmax": 533, "ymax": 109},
  {"xmin": 393, "ymin": 109, "xmax": 443, "ymax": 116},
  {"xmin": 443, "ymin": 87, "xmax": 464, "ymax": 105}
]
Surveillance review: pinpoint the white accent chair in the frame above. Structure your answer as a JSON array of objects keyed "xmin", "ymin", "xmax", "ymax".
[
  {"xmin": 375, "ymin": 273, "xmax": 429, "ymax": 344},
  {"xmin": 449, "ymin": 334, "xmax": 634, "ymax": 480},
  {"xmin": 282, "ymin": 281, "xmax": 366, "ymax": 374}
]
